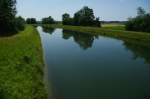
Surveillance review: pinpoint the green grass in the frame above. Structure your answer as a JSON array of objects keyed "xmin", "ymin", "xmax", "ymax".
[
  {"xmin": 45, "ymin": 24, "xmax": 150, "ymax": 48},
  {"xmin": 0, "ymin": 25, "xmax": 47, "ymax": 98}
]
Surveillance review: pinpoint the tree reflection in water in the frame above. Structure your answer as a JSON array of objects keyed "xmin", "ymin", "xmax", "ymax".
[
  {"xmin": 41, "ymin": 26, "xmax": 150, "ymax": 64},
  {"xmin": 123, "ymin": 40, "xmax": 150, "ymax": 64},
  {"xmin": 62, "ymin": 30, "xmax": 99, "ymax": 50},
  {"xmin": 42, "ymin": 26, "xmax": 55, "ymax": 35},
  {"xmin": 62, "ymin": 29, "xmax": 150, "ymax": 64}
]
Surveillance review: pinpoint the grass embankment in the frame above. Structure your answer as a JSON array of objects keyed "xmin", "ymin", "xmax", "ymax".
[
  {"xmin": 0, "ymin": 25, "xmax": 47, "ymax": 98},
  {"xmin": 45, "ymin": 24, "xmax": 150, "ymax": 48}
]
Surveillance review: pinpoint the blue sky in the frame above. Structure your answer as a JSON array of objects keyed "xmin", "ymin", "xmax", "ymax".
[{"xmin": 16, "ymin": 0, "xmax": 150, "ymax": 21}]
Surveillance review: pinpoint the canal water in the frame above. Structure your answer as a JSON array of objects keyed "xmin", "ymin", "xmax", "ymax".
[{"xmin": 38, "ymin": 26, "xmax": 150, "ymax": 99}]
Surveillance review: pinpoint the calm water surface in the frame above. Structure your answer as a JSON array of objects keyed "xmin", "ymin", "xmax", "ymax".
[{"xmin": 38, "ymin": 26, "xmax": 150, "ymax": 99}]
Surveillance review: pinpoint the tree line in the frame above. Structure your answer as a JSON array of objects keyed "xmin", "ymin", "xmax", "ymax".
[
  {"xmin": 25, "ymin": 17, "xmax": 56, "ymax": 24},
  {"xmin": 40, "ymin": 6, "xmax": 150, "ymax": 33},
  {"xmin": 0, "ymin": 0, "xmax": 149, "ymax": 36},
  {"xmin": 125, "ymin": 7, "xmax": 150, "ymax": 32},
  {"xmin": 40, "ymin": 6, "xmax": 101, "ymax": 27}
]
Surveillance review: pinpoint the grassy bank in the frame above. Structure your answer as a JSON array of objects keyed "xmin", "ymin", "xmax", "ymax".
[
  {"xmin": 44, "ymin": 24, "xmax": 150, "ymax": 47},
  {"xmin": 0, "ymin": 25, "xmax": 47, "ymax": 98}
]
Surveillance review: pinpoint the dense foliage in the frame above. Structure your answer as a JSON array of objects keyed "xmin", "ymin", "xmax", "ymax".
[
  {"xmin": 42, "ymin": 16, "xmax": 55, "ymax": 24},
  {"xmin": 62, "ymin": 13, "xmax": 73, "ymax": 25},
  {"xmin": 0, "ymin": 0, "xmax": 25, "ymax": 35},
  {"xmin": 62, "ymin": 6, "xmax": 101, "ymax": 27},
  {"xmin": 15, "ymin": 16, "xmax": 26, "ymax": 31},
  {"xmin": 126, "ymin": 7, "xmax": 150, "ymax": 33},
  {"xmin": 26, "ymin": 18, "xmax": 37, "ymax": 24}
]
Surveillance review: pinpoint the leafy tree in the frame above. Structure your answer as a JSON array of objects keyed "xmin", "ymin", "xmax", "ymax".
[
  {"xmin": 74, "ymin": 6, "xmax": 95, "ymax": 26},
  {"xmin": 26, "ymin": 18, "xmax": 37, "ymax": 24},
  {"xmin": 15, "ymin": 16, "xmax": 25, "ymax": 31},
  {"xmin": 0, "ymin": 0, "xmax": 17, "ymax": 34},
  {"xmin": 73, "ymin": 12, "xmax": 80, "ymax": 26},
  {"xmin": 74, "ymin": 6, "xmax": 101, "ymax": 27},
  {"xmin": 125, "ymin": 7, "xmax": 150, "ymax": 32},
  {"xmin": 62, "ymin": 13, "xmax": 70, "ymax": 21},
  {"xmin": 0, "ymin": 0, "xmax": 25, "ymax": 35},
  {"xmin": 94, "ymin": 17, "xmax": 101, "ymax": 27},
  {"xmin": 42, "ymin": 16, "xmax": 55, "ymax": 24},
  {"xmin": 62, "ymin": 6, "xmax": 101, "ymax": 27},
  {"xmin": 62, "ymin": 13, "xmax": 73, "ymax": 25},
  {"xmin": 137, "ymin": 7, "xmax": 145, "ymax": 16}
]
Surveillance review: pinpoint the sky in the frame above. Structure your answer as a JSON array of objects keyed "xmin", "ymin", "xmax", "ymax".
[{"xmin": 16, "ymin": 0, "xmax": 150, "ymax": 21}]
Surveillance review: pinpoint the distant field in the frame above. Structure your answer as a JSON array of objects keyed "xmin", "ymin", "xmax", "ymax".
[
  {"xmin": 0, "ymin": 25, "xmax": 47, "ymax": 98},
  {"xmin": 102, "ymin": 23, "xmax": 125, "ymax": 31}
]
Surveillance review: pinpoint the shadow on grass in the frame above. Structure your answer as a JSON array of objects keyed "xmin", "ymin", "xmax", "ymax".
[{"xmin": 0, "ymin": 32, "xmax": 17, "ymax": 37}]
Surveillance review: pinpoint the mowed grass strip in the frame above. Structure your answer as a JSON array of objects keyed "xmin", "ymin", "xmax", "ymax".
[{"xmin": 0, "ymin": 25, "xmax": 47, "ymax": 98}]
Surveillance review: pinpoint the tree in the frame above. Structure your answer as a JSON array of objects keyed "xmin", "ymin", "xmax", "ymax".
[
  {"xmin": 137, "ymin": 7, "xmax": 145, "ymax": 16},
  {"xmin": 42, "ymin": 16, "xmax": 55, "ymax": 24},
  {"xmin": 73, "ymin": 12, "xmax": 80, "ymax": 26},
  {"xmin": 62, "ymin": 6, "xmax": 101, "ymax": 27},
  {"xmin": 73, "ymin": 6, "xmax": 99, "ymax": 26},
  {"xmin": 62, "ymin": 13, "xmax": 70, "ymax": 21},
  {"xmin": 26, "ymin": 18, "xmax": 37, "ymax": 24},
  {"xmin": 125, "ymin": 7, "xmax": 150, "ymax": 32},
  {"xmin": 62, "ymin": 13, "xmax": 73, "ymax": 25},
  {"xmin": 26, "ymin": 18, "xmax": 31, "ymax": 24},
  {"xmin": 0, "ymin": 0, "xmax": 17, "ymax": 34},
  {"xmin": 94, "ymin": 17, "xmax": 101, "ymax": 27},
  {"xmin": 15, "ymin": 16, "xmax": 25, "ymax": 31}
]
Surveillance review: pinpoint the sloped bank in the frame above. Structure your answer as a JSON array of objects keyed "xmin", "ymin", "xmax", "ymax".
[{"xmin": 0, "ymin": 25, "xmax": 47, "ymax": 99}]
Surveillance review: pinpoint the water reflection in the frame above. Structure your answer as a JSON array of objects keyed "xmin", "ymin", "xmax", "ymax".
[
  {"xmin": 62, "ymin": 30, "xmax": 99, "ymax": 50},
  {"xmin": 41, "ymin": 26, "xmax": 150, "ymax": 63},
  {"xmin": 39, "ymin": 26, "xmax": 150, "ymax": 99},
  {"xmin": 42, "ymin": 26, "xmax": 55, "ymax": 34},
  {"xmin": 42, "ymin": 26, "xmax": 150, "ymax": 63},
  {"xmin": 123, "ymin": 41, "xmax": 150, "ymax": 64},
  {"xmin": 62, "ymin": 29, "xmax": 150, "ymax": 64}
]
